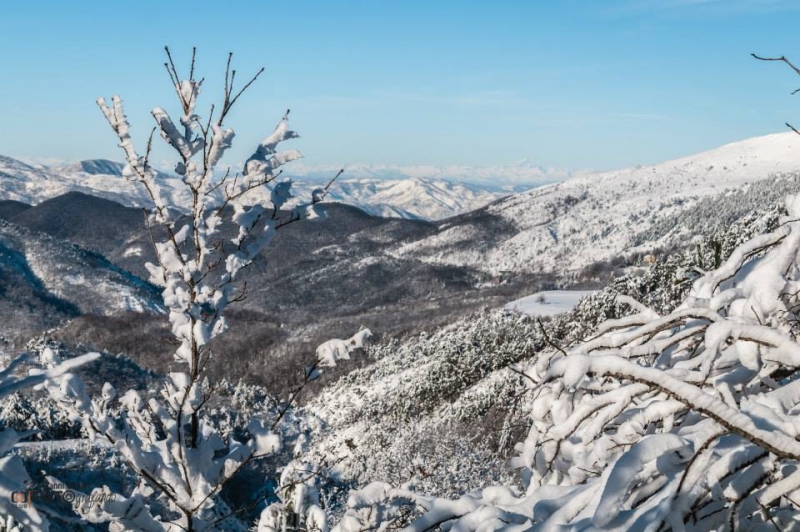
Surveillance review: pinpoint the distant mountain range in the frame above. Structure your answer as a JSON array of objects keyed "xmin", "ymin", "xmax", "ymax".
[
  {"xmin": 293, "ymin": 178, "xmax": 506, "ymax": 220},
  {"xmin": 284, "ymin": 159, "xmax": 579, "ymax": 190},
  {"xmin": 6, "ymin": 132, "xmax": 800, "ymax": 280},
  {"xmin": 3, "ymin": 156, "xmax": 574, "ymax": 221},
  {"xmin": 0, "ymin": 155, "xmax": 187, "ymax": 211}
]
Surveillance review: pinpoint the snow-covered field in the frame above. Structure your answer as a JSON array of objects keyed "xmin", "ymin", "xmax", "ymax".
[{"xmin": 503, "ymin": 290, "xmax": 595, "ymax": 316}]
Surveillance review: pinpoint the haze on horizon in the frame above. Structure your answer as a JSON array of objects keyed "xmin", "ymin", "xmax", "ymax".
[{"xmin": 2, "ymin": 0, "xmax": 800, "ymax": 175}]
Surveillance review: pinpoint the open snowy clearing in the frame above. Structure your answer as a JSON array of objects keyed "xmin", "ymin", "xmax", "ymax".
[{"xmin": 503, "ymin": 290, "xmax": 595, "ymax": 316}]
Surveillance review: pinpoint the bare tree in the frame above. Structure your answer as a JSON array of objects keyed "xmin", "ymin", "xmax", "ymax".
[{"xmin": 752, "ymin": 53, "xmax": 800, "ymax": 136}]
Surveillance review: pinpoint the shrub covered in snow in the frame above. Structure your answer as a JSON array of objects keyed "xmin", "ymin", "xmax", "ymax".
[
  {"xmin": 330, "ymin": 194, "xmax": 800, "ymax": 530},
  {"xmin": 0, "ymin": 348, "xmax": 98, "ymax": 531}
]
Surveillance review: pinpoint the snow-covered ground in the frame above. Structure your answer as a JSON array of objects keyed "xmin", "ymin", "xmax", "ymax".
[{"xmin": 504, "ymin": 290, "xmax": 595, "ymax": 316}]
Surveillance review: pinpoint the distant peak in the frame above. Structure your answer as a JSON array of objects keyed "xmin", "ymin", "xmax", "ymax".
[
  {"xmin": 0, "ymin": 154, "xmax": 42, "ymax": 172},
  {"xmin": 78, "ymin": 159, "xmax": 125, "ymax": 176}
]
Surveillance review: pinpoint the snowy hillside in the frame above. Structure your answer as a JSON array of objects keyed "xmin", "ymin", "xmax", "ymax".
[
  {"xmin": 297, "ymin": 205, "xmax": 781, "ymax": 503},
  {"xmin": 0, "ymin": 155, "xmax": 74, "ymax": 203},
  {"xmin": 0, "ymin": 156, "xmax": 192, "ymax": 208},
  {"xmin": 394, "ymin": 132, "xmax": 800, "ymax": 273},
  {"xmin": 290, "ymin": 178, "xmax": 507, "ymax": 220},
  {"xmin": 3, "ymin": 157, "xmax": 568, "ymax": 221},
  {"xmin": 0, "ymin": 218, "xmax": 162, "ymax": 339}
]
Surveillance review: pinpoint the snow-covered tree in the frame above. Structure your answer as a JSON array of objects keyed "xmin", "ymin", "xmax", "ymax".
[
  {"xmin": 40, "ymin": 47, "xmax": 369, "ymax": 531},
  {"xmin": 0, "ymin": 349, "xmax": 99, "ymax": 531}
]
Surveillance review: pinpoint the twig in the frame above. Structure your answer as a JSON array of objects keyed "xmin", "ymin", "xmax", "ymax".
[
  {"xmin": 752, "ymin": 53, "xmax": 800, "ymax": 77},
  {"xmin": 537, "ymin": 318, "xmax": 568, "ymax": 357}
]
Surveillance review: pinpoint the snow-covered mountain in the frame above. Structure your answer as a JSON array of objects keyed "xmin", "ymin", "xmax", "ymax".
[
  {"xmin": 0, "ymin": 155, "xmax": 191, "ymax": 209},
  {"xmin": 3, "ymin": 157, "xmax": 568, "ymax": 221},
  {"xmin": 393, "ymin": 132, "xmax": 800, "ymax": 274},
  {"xmin": 7, "ymin": 131, "xmax": 800, "ymax": 274},
  {"xmin": 290, "ymin": 178, "xmax": 507, "ymax": 220},
  {"xmin": 0, "ymin": 155, "xmax": 70, "ymax": 202},
  {"xmin": 286, "ymin": 159, "xmax": 578, "ymax": 190}
]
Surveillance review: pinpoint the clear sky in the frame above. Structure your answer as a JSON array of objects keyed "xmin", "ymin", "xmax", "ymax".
[{"xmin": 2, "ymin": 0, "xmax": 800, "ymax": 172}]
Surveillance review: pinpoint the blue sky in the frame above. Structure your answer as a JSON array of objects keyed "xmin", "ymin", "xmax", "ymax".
[{"xmin": 1, "ymin": 0, "xmax": 800, "ymax": 171}]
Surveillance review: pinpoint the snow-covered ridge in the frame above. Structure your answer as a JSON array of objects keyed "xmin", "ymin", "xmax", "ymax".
[
  {"xmin": 285, "ymin": 158, "xmax": 579, "ymax": 189},
  {"xmin": 5, "ymin": 157, "xmax": 572, "ymax": 221},
  {"xmin": 290, "ymin": 178, "xmax": 507, "ymax": 220},
  {"xmin": 0, "ymin": 155, "xmax": 192, "ymax": 209},
  {"xmin": 394, "ymin": 132, "xmax": 800, "ymax": 273}
]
